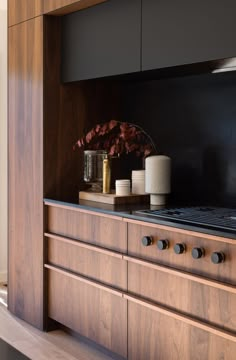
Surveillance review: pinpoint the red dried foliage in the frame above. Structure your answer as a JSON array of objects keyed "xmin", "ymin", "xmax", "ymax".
[{"xmin": 74, "ymin": 120, "xmax": 157, "ymax": 158}]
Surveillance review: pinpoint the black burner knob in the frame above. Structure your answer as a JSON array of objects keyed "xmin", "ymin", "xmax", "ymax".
[
  {"xmin": 211, "ymin": 252, "xmax": 225, "ymax": 264},
  {"xmin": 174, "ymin": 243, "xmax": 186, "ymax": 254},
  {"xmin": 157, "ymin": 239, "xmax": 169, "ymax": 250},
  {"xmin": 142, "ymin": 236, "xmax": 153, "ymax": 247},
  {"xmin": 192, "ymin": 247, "xmax": 205, "ymax": 259}
]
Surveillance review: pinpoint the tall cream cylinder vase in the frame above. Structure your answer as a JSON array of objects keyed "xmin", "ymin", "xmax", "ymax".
[{"xmin": 145, "ymin": 155, "xmax": 171, "ymax": 205}]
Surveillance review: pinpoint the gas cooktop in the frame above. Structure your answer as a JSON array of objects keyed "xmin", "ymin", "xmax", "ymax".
[{"xmin": 137, "ymin": 206, "xmax": 236, "ymax": 233}]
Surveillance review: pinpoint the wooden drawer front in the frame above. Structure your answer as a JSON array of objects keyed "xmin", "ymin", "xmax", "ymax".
[
  {"xmin": 47, "ymin": 267, "xmax": 127, "ymax": 358},
  {"xmin": 47, "ymin": 205, "xmax": 127, "ymax": 252},
  {"xmin": 47, "ymin": 235, "xmax": 127, "ymax": 290},
  {"xmin": 128, "ymin": 223, "xmax": 236, "ymax": 283},
  {"xmin": 128, "ymin": 301, "xmax": 236, "ymax": 360},
  {"xmin": 127, "ymin": 259, "xmax": 236, "ymax": 333}
]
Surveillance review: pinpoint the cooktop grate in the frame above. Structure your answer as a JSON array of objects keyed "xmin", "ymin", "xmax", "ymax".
[{"xmin": 137, "ymin": 206, "xmax": 236, "ymax": 232}]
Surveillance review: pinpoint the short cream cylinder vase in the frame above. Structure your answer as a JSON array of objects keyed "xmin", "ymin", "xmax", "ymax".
[
  {"xmin": 115, "ymin": 179, "xmax": 131, "ymax": 196},
  {"xmin": 145, "ymin": 155, "xmax": 171, "ymax": 205}
]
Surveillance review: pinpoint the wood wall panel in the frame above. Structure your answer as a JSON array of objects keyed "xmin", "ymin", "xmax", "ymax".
[
  {"xmin": 44, "ymin": 17, "xmax": 122, "ymax": 203},
  {"xmin": 8, "ymin": 0, "xmax": 43, "ymax": 26},
  {"xmin": 43, "ymin": 0, "xmax": 107, "ymax": 15},
  {"xmin": 44, "ymin": 16, "xmax": 87, "ymax": 203},
  {"xmin": 8, "ymin": 17, "xmax": 44, "ymax": 329}
]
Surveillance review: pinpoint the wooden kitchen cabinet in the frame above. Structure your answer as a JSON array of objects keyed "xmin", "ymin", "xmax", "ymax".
[
  {"xmin": 8, "ymin": 0, "xmax": 43, "ymax": 26},
  {"xmin": 142, "ymin": 0, "xmax": 236, "ymax": 71},
  {"xmin": 45, "ymin": 201, "xmax": 128, "ymax": 355},
  {"xmin": 125, "ymin": 218, "xmax": 236, "ymax": 359},
  {"xmin": 61, "ymin": 0, "xmax": 141, "ymax": 82},
  {"xmin": 8, "ymin": 17, "xmax": 44, "ymax": 329},
  {"xmin": 8, "ymin": 0, "xmax": 236, "ymax": 356}
]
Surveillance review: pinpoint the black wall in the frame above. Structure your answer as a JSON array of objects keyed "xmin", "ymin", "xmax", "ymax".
[{"xmin": 116, "ymin": 71, "xmax": 236, "ymax": 206}]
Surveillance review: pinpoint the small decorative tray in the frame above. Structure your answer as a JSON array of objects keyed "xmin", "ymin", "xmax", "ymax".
[{"xmin": 79, "ymin": 191, "xmax": 150, "ymax": 205}]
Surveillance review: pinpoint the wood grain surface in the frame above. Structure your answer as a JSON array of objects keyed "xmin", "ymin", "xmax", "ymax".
[
  {"xmin": 8, "ymin": 0, "xmax": 43, "ymax": 26},
  {"xmin": 127, "ymin": 260, "xmax": 236, "ymax": 333},
  {"xmin": 46, "ymin": 234, "xmax": 127, "ymax": 290},
  {"xmin": 128, "ymin": 301, "xmax": 236, "ymax": 360},
  {"xmin": 43, "ymin": 0, "xmax": 107, "ymax": 15},
  {"xmin": 8, "ymin": 17, "xmax": 44, "ymax": 329},
  {"xmin": 79, "ymin": 191, "xmax": 150, "ymax": 204},
  {"xmin": 47, "ymin": 267, "xmax": 127, "ymax": 358},
  {"xmin": 47, "ymin": 205, "xmax": 127, "ymax": 252},
  {"xmin": 127, "ymin": 222, "xmax": 236, "ymax": 283},
  {"xmin": 43, "ymin": 14, "xmax": 122, "ymax": 203},
  {"xmin": 44, "ymin": 16, "xmax": 83, "ymax": 203}
]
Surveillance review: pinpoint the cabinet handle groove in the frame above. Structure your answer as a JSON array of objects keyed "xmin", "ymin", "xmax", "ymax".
[
  {"xmin": 45, "ymin": 232, "xmax": 123, "ymax": 258},
  {"xmin": 124, "ymin": 255, "xmax": 236, "ymax": 294},
  {"xmin": 125, "ymin": 293, "xmax": 236, "ymax": 343},
  {"xmin": 45, "ymin": 264, "xmax": 123, "ymax": 297}
]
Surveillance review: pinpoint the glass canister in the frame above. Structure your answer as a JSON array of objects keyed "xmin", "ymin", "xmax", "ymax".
[{"xmin": 83, "ymin": 150, "xmax": 107, "ymax": 191}]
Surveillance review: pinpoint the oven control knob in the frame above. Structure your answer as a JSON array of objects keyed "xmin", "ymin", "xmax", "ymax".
[
  {"xmin": 192, "ymin": 247, "xmax": 205, "ymax": 259},
  {"xmin": 211, "ymin": 252, "xmax": 225, "ymax": 264},
  {"xmin": 142, "ymin": 236, "xmax": 153, "ymax": 247},
  {"xmin": 157, "ymin": 239, "xmax": 169, "ymax": 250},
  {"xmin": 174, "ymin": 243, "xmax": 186, "ymax": 254}
]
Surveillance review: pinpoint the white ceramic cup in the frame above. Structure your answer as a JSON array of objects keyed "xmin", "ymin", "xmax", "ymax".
[
  {"xmin": 132, "ymin": 170, "xmax": 145, "ymax": 194},
  {"xmin": 116, "ymin": 179, "xmax": 130, "ymax": 196}
]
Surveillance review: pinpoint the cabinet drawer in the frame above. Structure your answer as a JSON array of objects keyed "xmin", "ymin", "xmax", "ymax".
[
  {"xmin": 127, "ymin": 222, "xmax": 236, "ymax": 283},
  {"xmin": 47, "ymin": 266, "xmax": 127, "ymax": 358},
  {"xmin": 128, "ymin": 300, "xmax": 236, "ymax": 360},
  {"xmin": 47, "ymin": 204, "xmax": 127, "ymax": 252},
  {"xmin": 46, "ymin": 234, "xmax": 127, "ymax": 290},
  {"xmin": 127, "ymin": 257, "xmax": 236, "ymax": 333}
]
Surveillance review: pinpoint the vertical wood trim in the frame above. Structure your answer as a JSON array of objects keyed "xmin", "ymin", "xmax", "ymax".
[
  {"xmin": 8, "ymin": 0, "xmax": 43, "ymax": 27},
  {"xmin": 8, "ymin": 16, "xmax": 44, "ymax": 329}
]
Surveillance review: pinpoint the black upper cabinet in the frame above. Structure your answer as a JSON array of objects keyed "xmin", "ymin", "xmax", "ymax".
[
  {"xmin": 142, "ymin": 0, "xmax": 236, "ymax": 71},
  {"xmin": 62, "ymin": 0, "xmax": 141, "ymax": 82}
]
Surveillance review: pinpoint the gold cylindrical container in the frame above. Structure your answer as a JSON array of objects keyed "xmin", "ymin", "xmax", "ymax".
[{"xmin": 103, "ymin": 157, "xmax": 111, "ymax": 193}]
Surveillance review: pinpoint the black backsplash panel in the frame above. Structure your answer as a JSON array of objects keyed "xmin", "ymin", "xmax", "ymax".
[{"xmin": 115, "ymin": 71, "xmax": 236, "ymax": 206}]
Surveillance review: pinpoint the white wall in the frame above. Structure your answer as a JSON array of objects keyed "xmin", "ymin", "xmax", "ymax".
[{"xmin": 0, "ymin": 0, "xmax": 7, "ymax": 283}]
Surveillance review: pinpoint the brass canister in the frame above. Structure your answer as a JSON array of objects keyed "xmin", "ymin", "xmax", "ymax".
[{"xmin": 103, "ymin": 157, "xmax": 111, "ymax": 193}]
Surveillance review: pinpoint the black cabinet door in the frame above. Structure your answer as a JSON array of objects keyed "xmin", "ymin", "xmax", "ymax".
[
  {"xmin": 62, "ymin": 0, "xmax": 141, "ymax": 82},
  {"xmin": 142, "ymin": 0, "xmax": 236, "ymax": 71}
]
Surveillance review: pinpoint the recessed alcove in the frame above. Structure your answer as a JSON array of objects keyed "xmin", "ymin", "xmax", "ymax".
[{"xmin": 44, "ymin": 16, "xmax": 236, "ymax": 207}]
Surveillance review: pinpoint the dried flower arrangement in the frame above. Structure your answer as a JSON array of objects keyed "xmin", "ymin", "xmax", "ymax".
[{"xmin": 74, "ymin": 120, "xmax": 157, "ymax": 158}]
